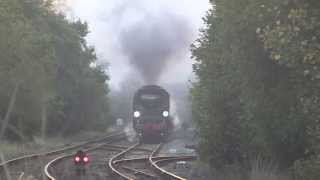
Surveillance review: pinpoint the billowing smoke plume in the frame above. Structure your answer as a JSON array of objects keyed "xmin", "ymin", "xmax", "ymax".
[{"xmin": 119, "ymin": 12, "xmax": 191, "ymax": 83}]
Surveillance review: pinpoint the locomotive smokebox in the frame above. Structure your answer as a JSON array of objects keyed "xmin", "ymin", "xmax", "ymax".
[{"xmin": 132, "ymin": 85, "xmax": 173, "ymax": 142}]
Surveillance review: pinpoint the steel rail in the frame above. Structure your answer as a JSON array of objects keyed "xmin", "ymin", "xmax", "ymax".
[
  {"xmin": 0, "ymin": 132, "xmax": 125, "ymax": 168},
  {"xmin": 103, "ymin": 144, "xmax": 152, "ymax": 152},
  {"xmin": 149, "ymin": 144, "xmax": 195, "ymax": 180},
  {"xmin": 107, "ymin": 142, "xmax": 140, "ymax": 180},
  {"xmin": 108, "ymin": 142, "xmax": 197, "ymax": 180},
  {"xmin": 44, "ymin": 133, "xmax": 126, "ymax": 180},
  {"xmin": 113, "ymin": 155, "xmax": 196, "ymax": 164},
  {"xmin": 44, "ymin": 155, "xmax": 67, "ymax": 180},
  {"xmin": 154, "ymin": 156, "xmax": 196, "ymax": 165}
]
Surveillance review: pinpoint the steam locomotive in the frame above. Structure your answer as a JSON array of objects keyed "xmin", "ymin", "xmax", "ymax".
[{"xmin": 132, "ymin": 85, "xmax": 173, "ymax": 142}]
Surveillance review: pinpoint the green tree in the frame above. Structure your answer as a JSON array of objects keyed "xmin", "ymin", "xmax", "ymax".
[
  {"xmin": 0, "ymin": 0, "xmax": 111, "ymax": 140},
  {"xmin": 191, "ymin": 0, "xmax": 320, "ymax": 175}
]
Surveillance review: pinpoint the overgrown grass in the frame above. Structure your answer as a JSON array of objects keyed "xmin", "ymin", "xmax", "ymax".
[
  {"xmin": 249, "ymin": 157, "xmax": 291, "ymax": 180},
  {"xmin": 0, "ymin": 131, "xmax": 108, "ymax": 161},
  {"xmin": 209, "ymin": 157, "xmax": 292, "ymax": 180},
  {"xmin": 0, "ymin": 138, "xmax": 67, "ymax": 161}
]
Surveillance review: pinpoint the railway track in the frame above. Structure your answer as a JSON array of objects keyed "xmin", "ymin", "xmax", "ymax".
[
  {"xmin": 0, "ymin": 132, "xmax": 125, "ymax": 180},
  {"xmin": 108, "ymin": 142, "xmax": 196, "ymax": 180},
  {"xmin": 44, "ymin": 134, "xmax": 127, "ymax": 180},
  {"xmin": 1, "ymin": 132, "xmax": 196, "ymax": 179},
  {"xmin": 149, "ymin": 144, "xmax": 196, "ymax": 180}
]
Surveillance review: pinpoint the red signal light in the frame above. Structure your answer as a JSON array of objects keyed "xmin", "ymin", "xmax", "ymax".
[
  {"xmin": 83, "ymin": 156, "xmax": 89, "ymax": 163},
  {"xmin": 74, "ymin": 156, "xmax": 81, "ymax": 163}
]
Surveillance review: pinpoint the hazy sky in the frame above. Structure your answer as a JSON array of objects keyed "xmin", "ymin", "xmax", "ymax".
[{"xmin": 65, "ymin": 0, "xmax": 210, "ymax": 88}]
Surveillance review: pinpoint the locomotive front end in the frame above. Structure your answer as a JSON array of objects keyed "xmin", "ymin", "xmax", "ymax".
[{"xmin": 132, "ymin": 85, "xmax": 172, "ymax": 142}]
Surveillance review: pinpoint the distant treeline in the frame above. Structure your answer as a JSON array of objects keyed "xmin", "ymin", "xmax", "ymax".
[
  {"xmin": 192, "ymin": 0, "xmax": 320, "ymax": 178},
  {"xmin": 0, "ymin": 0, "xmax": 111, "ymax": 140}
]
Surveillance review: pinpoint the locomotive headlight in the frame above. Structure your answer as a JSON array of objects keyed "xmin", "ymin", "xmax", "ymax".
[
  {"xmin": 134, "ymin": 111, "xmax": 141, "ymax": 118},
  {"xmin": 162, "ymin": 111, "xmax": 169, "ymax": 117}
]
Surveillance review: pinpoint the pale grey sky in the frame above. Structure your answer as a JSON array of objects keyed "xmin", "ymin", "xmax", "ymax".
[{"xmin": 66, "ymin": 0, "xmax": 210, "ymax": 89}]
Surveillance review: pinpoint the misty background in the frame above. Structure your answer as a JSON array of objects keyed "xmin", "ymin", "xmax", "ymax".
[{"xmin": 63, "ymin": 0, "xmax": 210, "ymax": 125}]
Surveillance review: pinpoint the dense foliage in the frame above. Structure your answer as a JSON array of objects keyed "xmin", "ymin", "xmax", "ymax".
[
  {"xmin": 0, "ymin": 0, "xmax": 110, "ymax": 140},
  {"xmin": 191, "ymin": 0, "xmax": 320, "ymax": 178}
]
